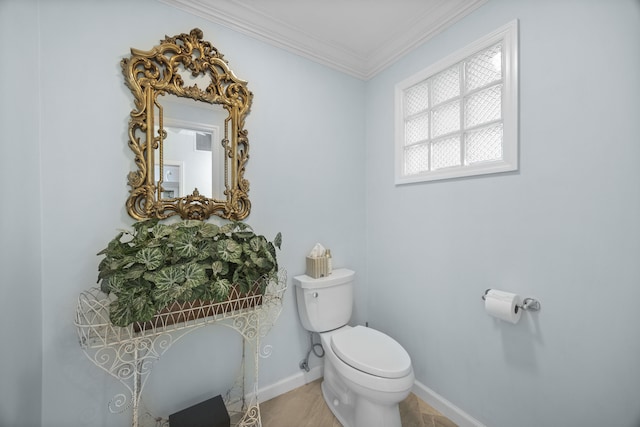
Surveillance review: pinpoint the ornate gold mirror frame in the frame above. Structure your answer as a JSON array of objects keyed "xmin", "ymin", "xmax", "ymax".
[{"xmin": 122, "ymin": 28, "xmax": 252, "ymax": 220}]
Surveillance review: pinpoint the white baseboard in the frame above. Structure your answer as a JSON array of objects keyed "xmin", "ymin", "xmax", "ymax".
[
  {"xmin": 412, "ymin": 380, "xmax": 486, "ymax": 427},
  {"xmin": 258, "ymin": 365, "xmax": 323, "ymax": 402}
]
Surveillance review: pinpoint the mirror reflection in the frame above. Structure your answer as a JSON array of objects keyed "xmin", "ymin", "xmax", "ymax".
[{"xmin": 154, "ymin": 95, "xmax": 228, "ymax": 200}]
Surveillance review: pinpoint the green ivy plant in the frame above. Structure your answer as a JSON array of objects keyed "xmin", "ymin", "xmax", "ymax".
[{"xmin": 97, "ymin": 219, "xmax": 282, "ymax": 327}]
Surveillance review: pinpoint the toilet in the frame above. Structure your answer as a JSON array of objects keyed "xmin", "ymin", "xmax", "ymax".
[{"xmin": 294, "ymin": 268, "xmax": 414, "ymax": 427}]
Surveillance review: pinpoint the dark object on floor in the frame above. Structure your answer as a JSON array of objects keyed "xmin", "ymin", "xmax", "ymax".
[{"xmin": 169, "ymin": 395, "xmax": 230, "ymax": 427}]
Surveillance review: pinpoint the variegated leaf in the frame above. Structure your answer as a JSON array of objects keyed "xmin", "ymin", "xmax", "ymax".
[
  {"xmin": 273, "ymin": 232, "xmax": 282, "ymax": 249},
  {"xmin": 173, "ymin": 231, "xmax": 199, "ymax": 258},
  {"xmin": 212, "ymin": 278, "xmax": 231, "ymax": 301},
  {"xmin": 183, "ymin": 263, "xmax": 207, "ymax": 289},
  {"xmin": 217, "ymin": 239, "xmax": 242, "ymax": 262},
  {"xmin": 134, "ymin": 247, "xmax": 164, "ymax": 270},
  {"xmin": 199, "ymin": 223, "xmax": 220, "ymax": 237},
  {"xmin": 152, "ymin": 266, "xmax": 185, "ymax": 288}
]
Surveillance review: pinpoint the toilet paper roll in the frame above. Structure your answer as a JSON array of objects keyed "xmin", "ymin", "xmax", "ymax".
[{"xmin": 484, "ymin": 290, "xmax": 522, "ymax": 324}]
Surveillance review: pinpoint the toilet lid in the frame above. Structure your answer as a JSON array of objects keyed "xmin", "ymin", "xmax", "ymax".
[{"xmin": 331, "ymin": 326, "xmax": 412, "ymax": 379}]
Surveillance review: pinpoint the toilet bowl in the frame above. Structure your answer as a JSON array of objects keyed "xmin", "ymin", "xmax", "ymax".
[
  {"xmin": 293, "ymin": 269, "xmax": 414, "ymax": 427},
  {"xmin": 320, "ymin": 326, "xmax": 414, "ymax": 427}
]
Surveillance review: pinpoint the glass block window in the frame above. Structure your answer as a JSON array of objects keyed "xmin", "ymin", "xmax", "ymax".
[{"xmin": 395, "ymin": 21, "xmax": 518, "ymax": 184}]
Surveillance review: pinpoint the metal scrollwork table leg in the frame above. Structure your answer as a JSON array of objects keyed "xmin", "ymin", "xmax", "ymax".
[{"xmin": 75, "ymin": 271, "xmax": 286, "ymax": 427}]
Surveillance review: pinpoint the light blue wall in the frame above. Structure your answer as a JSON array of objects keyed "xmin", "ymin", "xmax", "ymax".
[
  {"xmin": 0, "ymin": 1, "xmax": 43, "ymax": 426},
  {"xmin": 365, "ymin": 1, "xmax": 640, "ymax": 426},
  {"xmin": 0, "ymin": 0, "xmax": 366, "ymax": 426}
]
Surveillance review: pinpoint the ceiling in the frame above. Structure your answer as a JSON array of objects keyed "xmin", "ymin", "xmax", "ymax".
[{"xmin": 158, "ymin": 0, "xmax": 487, "ymax": 80}]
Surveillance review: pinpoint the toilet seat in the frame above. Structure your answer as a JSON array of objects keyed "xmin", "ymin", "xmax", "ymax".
[{"xmin": 331, "ymin": 326, "xmax": 412, "ymax": 379}]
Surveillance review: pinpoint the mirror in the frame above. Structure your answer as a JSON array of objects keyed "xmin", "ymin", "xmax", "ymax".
[{"xmin": 121, "ymin": 28, "xmax": 253, "ymax": 220}]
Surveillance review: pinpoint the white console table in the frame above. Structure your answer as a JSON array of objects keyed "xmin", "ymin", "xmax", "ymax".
[{"xmin": 74, "ymin": 270, "xmax": 287, "ymax": 427}]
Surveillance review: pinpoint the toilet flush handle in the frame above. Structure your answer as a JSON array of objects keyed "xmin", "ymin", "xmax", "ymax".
[{"xmin": 312, "ymin": 292, "xmax": 319, "ymax": 298}]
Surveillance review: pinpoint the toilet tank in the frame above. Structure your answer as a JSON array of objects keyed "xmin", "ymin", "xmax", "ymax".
[{"xmin": 293, "ymin": 268, "xmax": 354, "ymax": 332}]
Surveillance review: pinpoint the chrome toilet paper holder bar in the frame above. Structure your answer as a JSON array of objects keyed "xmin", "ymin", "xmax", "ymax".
[{"xmin": 482, "ymin": 289, "xmax": 541, "ymax": 311}]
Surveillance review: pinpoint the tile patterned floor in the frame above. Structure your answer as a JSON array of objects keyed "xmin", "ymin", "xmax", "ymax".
[{"xmin": 260, "ymin": 379, "xmax": 457, "ymax": 427}]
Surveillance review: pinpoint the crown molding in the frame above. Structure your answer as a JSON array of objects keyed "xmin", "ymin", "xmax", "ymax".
[
  {"xmin": 158, "ymin": 0, "xmax": 487, "ymax": 80},
  {"xmin": 364, "ymin": 0, "xmax": 488, "ymax": 78}
]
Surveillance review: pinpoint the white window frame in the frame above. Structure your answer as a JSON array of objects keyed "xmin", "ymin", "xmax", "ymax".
[{"xmin": 395, "ymin": 20, "xmax": 519, "ymax": 184}]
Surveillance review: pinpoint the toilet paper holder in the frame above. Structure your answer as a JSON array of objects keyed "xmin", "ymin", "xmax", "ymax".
[{"xmin": 481, "ymin": 289, "xmax": 541, "ymax": 311}]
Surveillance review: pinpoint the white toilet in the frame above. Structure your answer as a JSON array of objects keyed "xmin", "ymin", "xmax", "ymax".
[{"xmin": 294, "ymin": 268, "xmax": 414, "ymax": 427}]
